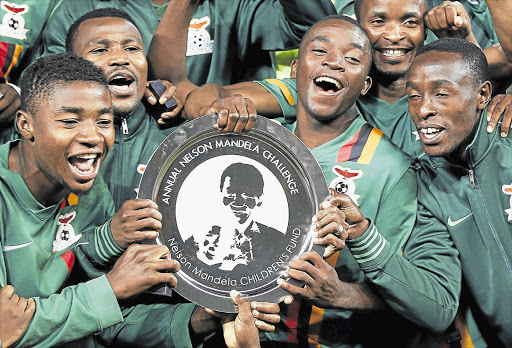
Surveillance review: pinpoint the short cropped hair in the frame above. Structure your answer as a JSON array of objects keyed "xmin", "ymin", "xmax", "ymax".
[
  {"xmin": 65, "ymin": 8, "xmax": 139, "ymax": 52},
  {"xmin": 220, "ymin": 163, "xmax": 264, "ymax": 197},
  {"xmin": 354, "ymin": 0, "xmax": 432, "ymax": 22},
  {"xmin": 415, "ymin": 37, "xmax": 490, "ymax": 85},
  {"xmin": 20, "ymin": 52, "xmax": 108, "ymax": 115}
]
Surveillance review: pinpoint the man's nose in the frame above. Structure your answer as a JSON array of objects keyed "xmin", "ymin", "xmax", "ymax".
[{"xmin": 108, "ymin": 47, "xmax": 130, "ymax": 66}]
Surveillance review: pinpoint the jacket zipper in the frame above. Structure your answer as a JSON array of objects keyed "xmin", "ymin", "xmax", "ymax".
[
  {"xmin": 468, "ymin": 169, "xmax": 475, "ymax": 186},
  {"xmin": 121, "ymin": 117, "xmax": 129, "ymax": 135},
  {"xmin": 116, "ymin": 118, "xmax": 127, "ymax": 210},
  {"xmin": 467, "ymin": 150, "xmax": 512, "ymax": 278}
]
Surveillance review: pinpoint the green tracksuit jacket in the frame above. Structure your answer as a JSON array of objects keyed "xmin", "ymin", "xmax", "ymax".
[
  {"xmin": 41, "ymin": 0, "xmax": 336, "ymax": 86},
  {"xmin": 348, "ymin": 109, "xmax": 512, "ymax": 346},
  {"xmin": 100, "ymin": 103, "xmax": 173, "ymax": 210},
  {"xmin": 0, "ymin": 141, "xmax": 196, "ymax": 347},
  {"xmin": 261, "ymin": 115, "xmax": 421, "ymax": 347},
  {"xmin": 0, "ymin": 140, "xmax": 124, "ymax": 347},
  {"xmin": 257, "ymin": 78, "xmax": 424, "ymax": 158}
]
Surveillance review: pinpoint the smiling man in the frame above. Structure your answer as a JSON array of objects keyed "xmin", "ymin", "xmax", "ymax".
[
  {"xmin": 404, "ymin": 38, "xmax": 511, "ymax": 346},
  {"xmin": 65, "ymin": 8, "xmax": 177, "ymax": 210},
  {"xmin": 0, "ymin": 52, "xmax": 188, "ymax": 347},
  {"xmin": 240, "ymin": 15, "xmax": 433, "ymax": 348},
  {"xmin": 0, "ymin": 51, "xmax": 284, "ymax": 348},
  {"xmin": 331, "ymin": 37, "xmax": 512, "ymax": 347}
]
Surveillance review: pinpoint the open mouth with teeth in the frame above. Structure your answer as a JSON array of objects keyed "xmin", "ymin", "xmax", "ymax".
[
  {"xmin": 377, "ymin": 48, "xmax": 412, "ymax": 61},
  {"xmin": 68, "ymin": 154, "xmax": 101, "ymax": 177},
  {"xmin": 314, "ymin": 76, "xmax": 343, "ymax": 94},
  {"xmin": 108, "ymin": 75, "xmax": 135, "ymax": 95},
  {"xmin": 419, "ymin": 127, "xmax": 444, "ymax": 141}
]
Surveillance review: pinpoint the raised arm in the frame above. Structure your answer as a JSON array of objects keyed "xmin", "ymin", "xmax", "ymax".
[
  {"xmin": 271, "ymin": 0, "xmax": 337, "ymax": 45},
  {"xmin": 482, "ymin": 0, "xmax": 512, "ymax": 93},
  {"xmin": 485, "ymin": 0, "xmax": 512, "ymax": 61},
  {"xmin": 147, "ymin": 0, "xmax": 200, "ymax": 104}
]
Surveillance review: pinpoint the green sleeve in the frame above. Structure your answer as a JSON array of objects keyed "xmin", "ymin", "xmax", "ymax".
[
  {"xmin": 372, "ymin": 166, "xmax": 417, "ymax": 251},
  {"xmin": 347, "ymin": 179, "xmax": 461, "ymax": 333},
  {"xmin": 13, "ymin": 275, "xmax": 123, "ymax": 347},
  {"xmin": 73, "ymin": 177, "xmax": 124, "ymax": 276},
  {"xmin": 255, "ymin": 78, "xmax": 298, "ymax": 121},
  {"xmin": 75, "ymin": 219, "xmax": 125, "ymax": 278},
  {"xmin": 234, "ymin": 0, "xmax": 336, "ymax": 51},
  {"xmin": 98, "ymin": 302, "xmax": 197, "ymax": 348}
]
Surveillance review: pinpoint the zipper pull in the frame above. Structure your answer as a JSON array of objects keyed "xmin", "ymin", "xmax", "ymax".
[
  {"xmin": 468, "ymin": 169, "xmax": 475, "ymax": 186},
  {"xmin": 121, "ymin": 117, "xmax": 129, "ymax": 135}
]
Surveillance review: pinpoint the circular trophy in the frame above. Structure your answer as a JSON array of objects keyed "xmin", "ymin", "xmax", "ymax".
[{"xmin": 138, "ymin": 114, "xmax": 327, "ymax": 312}]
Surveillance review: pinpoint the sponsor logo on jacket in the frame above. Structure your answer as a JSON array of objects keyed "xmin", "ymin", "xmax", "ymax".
[
  {"xmin": 187, "ymin": 16, "xmax": 214, "ymax": 56},
  {"xmin": 0, "ymin": 1, "xmax": 29, "ymax": 40},
  {"xmin": 503, "ymin": 183, "xmax": 512, "ymax": 221},
  {"xmin": 53, "ymin": 211, "xmax": 82, "ymax": 252}
]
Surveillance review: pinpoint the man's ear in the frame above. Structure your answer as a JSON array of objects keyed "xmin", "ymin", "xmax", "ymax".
[
  {"xmin": 290, "ymin": 59, "xmax": 299, "ymax": 79},
  {"xmin": 17, "ymin": 110, "xmax": 35, "ymax": 140},
  {"xmin": 477, "ymin": 81, "xmax": 492, "ymax": 110},
  {"xmin": 360, "ymin": 76, "xmax": 372, "ymax": 96}
]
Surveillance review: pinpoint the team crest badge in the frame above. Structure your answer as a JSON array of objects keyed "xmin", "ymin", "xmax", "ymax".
[
  {"xmin": 329, "ymin": 166, "xmax": 362, "ymax": 205},
  {"xmin": 53, "ymin": 211, "xmax": 82, "ymax": 252},
  {"xmin": 187, "ymin": 16, "xmax": 214, "ymax": 56},
  {"xmin": 137, "ymin": 163, "xmax": 146, "ymax": 174},
  {"xmin": 0, "ymin": 1, "xmax": 29, "ymax": 40},
  {"xmin": 502, "ymin": 183, "xmax": 512, "ymax": 221}
]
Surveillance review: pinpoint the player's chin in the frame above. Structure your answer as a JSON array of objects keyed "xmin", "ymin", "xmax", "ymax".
[
  {"xmin": 67, "ymin": 180, "xmax": 95, "ymax": 196},
  {"xmin": 113, "ymin": 97, "xmax": 139, "ymax": 117}
]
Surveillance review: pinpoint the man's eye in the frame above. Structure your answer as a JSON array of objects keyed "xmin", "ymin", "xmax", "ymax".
[
  {"xmin": 59, "ymin": 119, "xmax": 78, "ymax": 127},
  {"xmin": 404, "ymin": 19, "xmax": 419, "ymax": 27},
  {"xmin": 312, "ymin": 49, "xmax": 327, "ymax": 55},
  {"xmin": 97, "ymin": 119, "xmax": 112, "ymax": 128},
  {"xmin": 90, "ymin": 47, "xmax": 107, "ymax": 54},
  {"xmin": 126, "ymin": 46, "xmax": 141, "ymax": 52},
  {"xmin": 370, "ymin": 19, "xmax": 384, "ymax": 25},
  {"xmin": 346, "ymin": 57, "xmax": 361, "ymax": 64},
  {"xmin": 407, "ymin": 94, "xmax": 421, "ymax": 100}
]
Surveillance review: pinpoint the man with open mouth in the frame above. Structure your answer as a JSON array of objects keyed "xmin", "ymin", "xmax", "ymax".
[
  {"xmin": 0, "ymin": 51, "xmax": 284, "ymax": 348},
  {"xmin": 0, "ymin": 52, "xmax": 185, "ymax": 347},
  {"xmin": 213, "ymin": 15, "xmax": 423, "ymax": 348},
  {"xmin": 66, "ymin": 8, "xmax": 180, "ymax": 211}
]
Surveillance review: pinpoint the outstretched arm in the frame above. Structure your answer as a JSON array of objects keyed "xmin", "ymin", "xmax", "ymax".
[
  {"xmin": 183, "ymin": 83, "xmax": 283, "ymax": 120},
  {"xmin": 1, "ymin": 244, "xmax": 180, "ymax": 347}
]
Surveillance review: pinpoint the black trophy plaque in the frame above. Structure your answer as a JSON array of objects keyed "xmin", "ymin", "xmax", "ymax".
[{"xmin": 138, "ymin": 114, "xmax": 327, "ymax": 312}]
